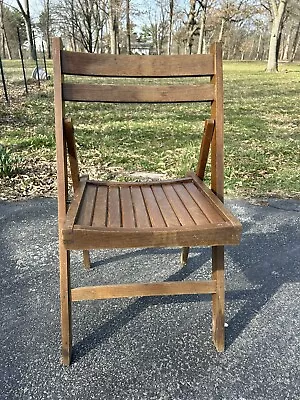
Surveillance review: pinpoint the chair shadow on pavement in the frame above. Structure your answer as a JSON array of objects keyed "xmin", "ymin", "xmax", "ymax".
[
  {"xmin": 225, "ymin": 219, "xmax": 300, "ymax": 347},
  {"xmin": 72, "ymin": 247, "xmax": 212, "ymax": 362},
  {"xmin": 71, "ymin": 205, "xmax": 300, "ymax": 362}
]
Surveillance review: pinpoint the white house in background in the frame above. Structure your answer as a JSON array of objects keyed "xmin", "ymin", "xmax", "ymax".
[{"xmin": 131, "ymin": 43, "xmax": 152, "ymax": 55}]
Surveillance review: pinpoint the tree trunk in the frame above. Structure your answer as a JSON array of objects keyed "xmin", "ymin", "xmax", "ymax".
[
  {"xmin": 186, "ymin": 0, "xmax": 198, "ymax": 54},
  {"xmin": 232, "ymin": 43, "xmax": 238, "ymax": 59},
  {"xmin": 70, "ymin": 0, "xmax": 77, "ymax": 51},
  {"xmin": 218, "ymin": 18, "xmax": 225, "ymax": 42},
  {"xmin": 167, "ymin": 0, "xmax": 174, "ymax": 55},
  {"xmin": 87, "ymin": 19, "xmax": 93, "ymax": 53},
  {"xmin": 0, "ymin": 32, "xmax": 4, "ymax": 58},
  {"xmin": 225, "ymin": 26, "xmax": 232, "ymax": 59},
  {"xmin": 255, "ymin": 34, "xmax": 262, "ymax": 60},
  {"xmin": 25, "ymin": 15, "xmax": 35, "ymax": 59},
  {"xmin": 3, "ymin": 25, "xmax": 12, "ymax": 59},
  {"xmin": 279, "ymin": 32, "xmax": 285, "ymax": 60},
  {"xmin": 45, "ymin": 0, "xmax": 51, "ymax": 58},
  {"xmin": 282, "ymin": 31, "xmax": 290, "ymax": 61},
  {"xmin": 0, "ymin": 0, "xmax": 4, "ymax": 57},
  {"xmin": 16, "ymin": 0, "xmax": 35, "ymax": 59},
  {"xmin": 197, "ymin": 8, "xmax": 206, "ymax": 54},
  {"xmin": 126, "ymin": 0, "xmax": 131, "ymax": 54},
  {"xmin": 99, "ymin": 10, "xmax": 106, "ymax": 54},
  {"xmin": 109, "ymin": 0, "xmax": 118, "ymax": 54},
  {"xmin": 248, "ymin": 38, "xmax": 255, "ymax": 59},
  {"xmin": 157, "ymin": 24, "xmax": 161, "ymax": 55},
  {"xmin": 266, "ymin": 0, "xmax": 288, "ymax": 72},
  {"xmin": 109, "ymin": 16, "xmax": 117, "ymax": 54},
  {"xmin": 290, "ymin": 22, "xmax": 300, "ymax": 62},
  {"xmin": 0, "ymin": 0, "xmax": 12, "ymax": 59},
  {"xmin": 46, "ymin": 33, "xmax": 51, "ymax": 58}
]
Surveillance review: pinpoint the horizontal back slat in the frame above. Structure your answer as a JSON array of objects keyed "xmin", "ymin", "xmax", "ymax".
[
  {"xmin": 61, "ymin": 51, "xmax": 214, "ymax": 77},
  {"xmin": 62, "ymin": 83, "xmax": 215, "ymax": 103}
]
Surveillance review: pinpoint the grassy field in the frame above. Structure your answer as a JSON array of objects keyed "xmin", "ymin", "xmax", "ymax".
[{"xmin": 0, "ymin": 58, "xmax": 299, "ymax": 200}]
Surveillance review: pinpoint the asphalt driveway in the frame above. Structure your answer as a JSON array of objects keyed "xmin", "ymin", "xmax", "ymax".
[{"xmin": 0, "ymin": 198, "xmax": 299, "ymax": 399}]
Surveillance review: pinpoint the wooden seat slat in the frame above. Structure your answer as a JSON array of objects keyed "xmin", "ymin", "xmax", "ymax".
[
  {"xmin": 120, "ymin": 186, "xmax": 136, "ymax": 228},
  {"xmin": 92, "ymin": 185, "xmax": 108, "ymax": 227},
  {"xmin": 183, "ymin": 182, "xmax": 225, "ymax": 224},
  {"xmin": 75, "ymin": 184, "xmax": 97, "ymax": 226},
  {"xmin": 141, "ymin": 186, "xmax": 166, "ymax": 228},
  {"xmin": 130, "ymin": 186, "xmax": 151, "ymax": 228},
  {"xmin": 69, "ymin": 178, "xmax": 241, "ymax": 237},
  {"xmin": 162, "ymin": 184, "xmax": 195, "ymax": 226},
  {"xmin": 172, "ymin": 183, "xmax": 209, "ymax": 225},
  {"xmin": 187, "ymin": 173, "xmax": 241, "ymax": 226},
  {"xmin": 107, "ymin": 186, "xmax": 121, "ymax": 228},
  {"xmin": 151, "ymin": 185, "xmax": 181, "ymax": 227}
]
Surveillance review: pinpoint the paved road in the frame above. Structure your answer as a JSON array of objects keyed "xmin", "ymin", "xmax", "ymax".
[{"xmin": 0, "ymin": 198, "xmax": 299, "ymax": 400}]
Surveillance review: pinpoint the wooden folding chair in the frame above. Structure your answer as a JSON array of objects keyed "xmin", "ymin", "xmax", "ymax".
[{"xmin": 53, "ymin": 37, "xmax": 242, "ymax": 365}]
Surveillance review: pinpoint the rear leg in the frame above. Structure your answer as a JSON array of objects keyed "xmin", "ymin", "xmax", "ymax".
[
  {"xmin": 83, "ymin": 250, "xmax": 91, "ymax": 269},
  {"xmin": 180, "ymin": 247, "xmax": 190, "ymax": 265}
]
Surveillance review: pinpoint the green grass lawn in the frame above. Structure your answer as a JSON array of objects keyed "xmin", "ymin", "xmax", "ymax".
[{"xmin": 0, "ymin": 58, "xmax": 299, "ymax": 199}]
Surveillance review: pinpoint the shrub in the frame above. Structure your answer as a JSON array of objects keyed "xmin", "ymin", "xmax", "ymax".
[{"xmin": 0, "ymin": 145, "xmax": 15, "ymax": 177}]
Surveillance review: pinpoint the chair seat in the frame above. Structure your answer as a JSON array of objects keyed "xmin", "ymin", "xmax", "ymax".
[{"xmin": 63, "ymin": 172, "xmax": 241, "ymax": 250}]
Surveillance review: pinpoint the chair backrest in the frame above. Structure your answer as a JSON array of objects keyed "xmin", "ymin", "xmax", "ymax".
[{"xmin": 52, "ymin": 38, "xmax": 224, "ymax": 225}]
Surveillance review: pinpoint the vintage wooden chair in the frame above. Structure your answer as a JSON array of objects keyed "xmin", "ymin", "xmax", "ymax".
[{"xmin": 53, "ymin": 37, "xmax": 242, "ymax": 365}]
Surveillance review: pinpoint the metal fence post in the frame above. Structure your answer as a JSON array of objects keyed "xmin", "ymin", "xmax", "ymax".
[
  {"xmin": 17, "ymin": 27, "xmax": 28, "ymax": 94},
  {"xmin": 0, "ymin": 55, "xmax": 9, "ymax": 104}
]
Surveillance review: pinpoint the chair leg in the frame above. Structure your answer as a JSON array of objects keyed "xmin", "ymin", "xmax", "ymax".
[
  {"xmin": 180, "ymin": 247, "xmax": 190, "ymax": 265},
  {"xmin": 83, "ymin": 250, "xmax": 91, "ymax": 269},
  {"xmin": 59, "ymin": 244, "xmax": 72, "ymax": 365},
  {"xmin": 212, "ymin": 246, "xmax": 225, "ymax": 352}
]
